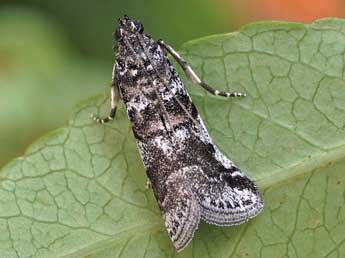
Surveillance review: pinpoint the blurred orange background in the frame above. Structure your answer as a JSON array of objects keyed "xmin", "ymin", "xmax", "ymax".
[{"xmin": 225, "ymin": 0, "xmax": 345, "ymax": 25}]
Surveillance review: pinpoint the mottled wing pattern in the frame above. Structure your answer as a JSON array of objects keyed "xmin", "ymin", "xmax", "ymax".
[
  {"xmin": 158, "ymin": 62, "xmax": 264, "ymax": 226},
  {"xmin": 153, "ymin": 63, "xmax": 263, "ymax": 245},
  {"xmin": 113, "ymin": 16, "xmax": 263, "ymax": 252},
  {"xmin": 186, "ymin": 118, "xmax": 264, "ymax": 226}
]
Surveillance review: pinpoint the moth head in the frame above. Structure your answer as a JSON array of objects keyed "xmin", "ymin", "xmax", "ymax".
[{"xmin": 115, "ymin": 15, "xmax": 144, "ymax": 41}]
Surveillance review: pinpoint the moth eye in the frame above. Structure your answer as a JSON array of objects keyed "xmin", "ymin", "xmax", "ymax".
[
  {"xmin": 134, "ymin": 21, "xmax": 144, "ymax": 33},
  {"xmin": 138, "ymin": 24, "xmax": 144, "ymax": 33}
]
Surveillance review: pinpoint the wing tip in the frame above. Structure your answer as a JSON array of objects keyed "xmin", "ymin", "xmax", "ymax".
[
  {"xmin": 164, "ymin": 190, "xmax": 201, "ymax": 252},
  {"xmin": 172, "ymin": 205, "xmax": 200, "ymax": 252}
]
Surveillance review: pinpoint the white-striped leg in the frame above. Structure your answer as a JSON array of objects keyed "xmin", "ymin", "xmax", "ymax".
[
  {"xmin": 91, "ymin": 84, "xmax": 120, "ymax": 124},
  {"xmin": 157, "ymin": 40, "xmax": 246, "ymax": 98},
  {"xmin": 145, "ymin": 179, "xmax": 152, "ymax": 189}
]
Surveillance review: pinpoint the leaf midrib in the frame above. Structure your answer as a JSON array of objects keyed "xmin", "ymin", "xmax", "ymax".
[
  {"xmin": 15, "ymin": 106, "xmax": 343, "ymax": 258},
  {"xmin": 60, "ymin": 222, "xmax": 162, "ymax": 258},
  {"xmin": 257, "ymin": 143, "xmax": 345, "ymax": 189},
  {"xmin": 2, "ymin": 18, "xmax": 345, "ymax": 257}
]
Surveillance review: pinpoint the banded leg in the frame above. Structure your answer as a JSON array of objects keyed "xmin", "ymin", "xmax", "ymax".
[
  {"xmin": 158, "ymin": 40, "xmax": 246, "ymax": 98},
  {"xmin": 91, "ymin": 84, "xmax": 120, "ymax": 124},
  {"xmin": 145, "ymin": 179, "xmax": 152, "ymax": 189}
]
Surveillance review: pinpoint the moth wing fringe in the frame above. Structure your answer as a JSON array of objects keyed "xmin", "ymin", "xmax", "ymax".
[
  {"xmin": 200, "ymin": 198, "xmax": 263, "ymax": 226},
  {"xmin": 195, "ymin": 167, "xmax": 264, "ymax": 226}
]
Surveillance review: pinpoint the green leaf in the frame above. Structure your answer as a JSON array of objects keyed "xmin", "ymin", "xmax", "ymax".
[{"xmin": 1, "ymin": 18, "xmax": 345, "ymax": 258}]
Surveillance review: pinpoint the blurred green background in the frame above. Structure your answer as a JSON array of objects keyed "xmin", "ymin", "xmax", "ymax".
[{"xmin": 0, "ymin": 0, "xmax": 344, "ymax": 167}]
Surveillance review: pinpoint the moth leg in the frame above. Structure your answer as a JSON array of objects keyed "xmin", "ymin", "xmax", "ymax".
[
  {"xmin": 91, "ymin": 84, "xmax": 120, "ymax": 124},
  {"xmin": 158, "ymin": 39, "xmax": 246, "ymax": 98},
  {"xmin": 145, "ymin": 178, "xmax": 152, "ymax": 189}
]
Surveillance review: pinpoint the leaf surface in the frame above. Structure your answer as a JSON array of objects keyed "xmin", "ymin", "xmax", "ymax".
[{"xmin": 1, "ymin": 18, "xmax": 345, "ymax": 258}]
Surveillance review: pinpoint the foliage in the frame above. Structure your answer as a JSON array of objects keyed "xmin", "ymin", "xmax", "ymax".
[{"xmin": 1, "ymin": 18, "xmax": 345, "ymax": 258}]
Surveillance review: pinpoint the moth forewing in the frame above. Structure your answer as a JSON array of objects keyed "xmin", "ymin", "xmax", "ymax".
[{"xmin": 92, "ymin": 15, "xmax": 264, "ymax": 252}]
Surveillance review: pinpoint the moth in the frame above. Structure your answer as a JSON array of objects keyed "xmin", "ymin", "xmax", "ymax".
[{"xmin": 92, "ymin": 15, "xmax": 263, "ymax": 251}]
